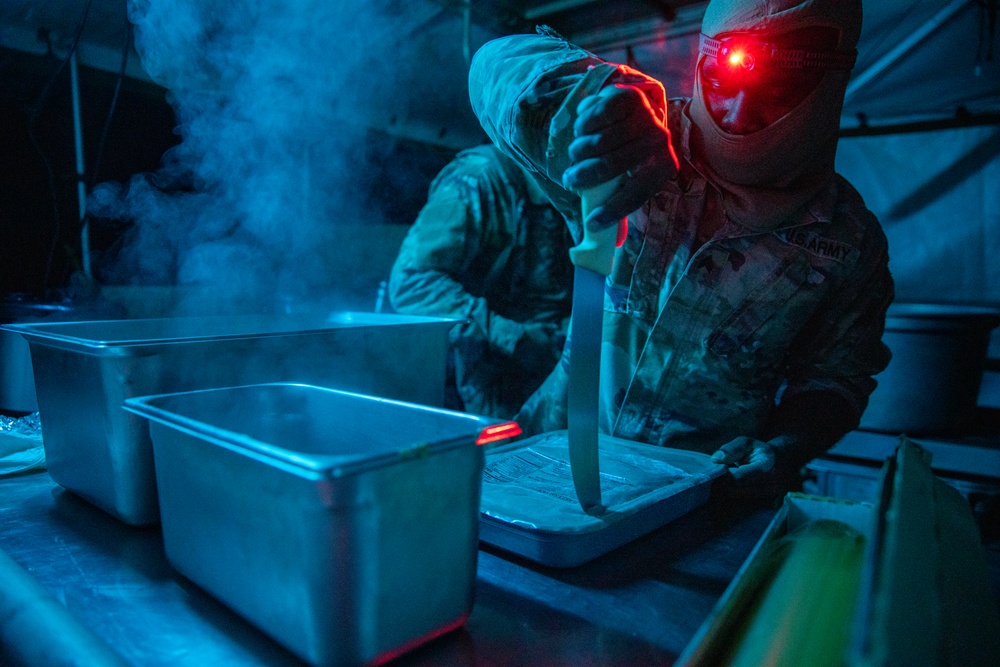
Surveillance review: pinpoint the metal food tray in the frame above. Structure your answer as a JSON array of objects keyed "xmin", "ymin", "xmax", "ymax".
[
  {"xmin": 1, "ymin": 312, "xmax": 455, "ymax": 525},
  {"xmin": 123, "ymin": 382, "xmax": 503, "ymax": 666},
  {"xmin": 479, "ymin": 431, "xmax": 727, "ymax": 567}
]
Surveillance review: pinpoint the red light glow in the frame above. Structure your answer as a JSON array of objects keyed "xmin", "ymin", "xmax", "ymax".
[
  {"xmin": 370, "ymin": 614, "xmax": 467, "ymax": 665},
  {"xmin": 728, "ymin": 52, "xmax": 744, "ymax": 66},
  {"xmin": 615, "ymin": 218, "xmax": 628, "ymax": 247},
  {"xmin": 476, "ymin": 422, "xmax": 522, "ymax": 446}
]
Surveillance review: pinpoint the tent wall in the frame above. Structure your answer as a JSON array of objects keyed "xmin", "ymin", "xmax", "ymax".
[{"xmin": 836, "ymin": 124, "xmax": 1000, "ymax": 355}]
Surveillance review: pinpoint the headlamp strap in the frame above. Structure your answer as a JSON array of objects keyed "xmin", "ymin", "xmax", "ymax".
[{"xmin": 699, "ymin": 34, "xmax": 857, "ymax": 71}]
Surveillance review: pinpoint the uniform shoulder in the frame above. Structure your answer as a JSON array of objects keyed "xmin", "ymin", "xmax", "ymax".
[
  {"xmin": 456, "ymin": 144, "xmax": 533, "ymax": 187},
  {"xmin": 435, "ymin": 144, "xmax": 515, "ymax": 187},
  {"xmin": 831, "ymin": 174, "xmax": 889, "ymax": 252}
]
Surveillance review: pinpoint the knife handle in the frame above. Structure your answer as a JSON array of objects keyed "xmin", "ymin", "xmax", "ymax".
[{"xmin": 571, "ymin": 179, "xmax": 627, "ymax": 276}]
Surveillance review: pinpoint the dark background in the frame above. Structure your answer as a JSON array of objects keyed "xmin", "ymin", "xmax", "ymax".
[{"xmin": 1, "ymin": 46, "xmax": 178, "ymax": 295}]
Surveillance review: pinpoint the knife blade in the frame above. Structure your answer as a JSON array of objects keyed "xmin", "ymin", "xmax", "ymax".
[{"xmin": 566, "ymin": 180, "xmax": 624, "ymax": 513}]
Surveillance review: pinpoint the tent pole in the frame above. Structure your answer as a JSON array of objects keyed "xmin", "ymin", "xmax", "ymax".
[
  {"xmin": 845, "ymin": 0, "xmax": 970, "ymax": 104},
  {"xmin": 69, "ymin": 50, "xmax": 91, "ymax": 280}
]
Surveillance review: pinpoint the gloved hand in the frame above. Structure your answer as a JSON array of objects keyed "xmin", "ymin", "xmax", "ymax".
[
  {"xmin": 513, "ymin": 322, "xmax": 563, "ymax": 373},
  {"xmin": 711, "ymin": 435, "xmax": 803, "ymax": 502},
  {"xmin": 712, "ymin": 436, "xmax": 778, "ymax": 481},
  {"xmin": 562, "ymin": 84, "xmax": 679, "ymax": 230}
]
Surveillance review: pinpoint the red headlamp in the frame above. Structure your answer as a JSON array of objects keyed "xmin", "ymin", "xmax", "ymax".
[{"xmin": 699, "ymin": 33, "xmax": 856, "ymax": 73}]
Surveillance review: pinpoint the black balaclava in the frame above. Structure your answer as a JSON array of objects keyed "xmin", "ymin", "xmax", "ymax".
[{"xmin": 686, "ymin": 0, "xmax": 863, "ymax": 231}]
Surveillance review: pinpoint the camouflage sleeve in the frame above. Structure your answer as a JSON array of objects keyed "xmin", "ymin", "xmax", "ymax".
[
  {"xmin": 388, "ymin": 153, "xmax": 525, "ymax": 357},
  {"xmin": 514, "ymin": 346, "xmax": 571, "ymax": 436},
  {"xmin": 781, "ymin": 202, "xmax": 895, "ymax": 419},
  {"xmin": 469, "ymin": 28, "xmax": 667, "ymax": 241}
]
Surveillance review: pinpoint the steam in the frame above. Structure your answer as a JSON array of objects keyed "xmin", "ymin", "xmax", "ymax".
[{"xmin": 90, "ymin": 0, "xmax": 437, "ymax": 309}]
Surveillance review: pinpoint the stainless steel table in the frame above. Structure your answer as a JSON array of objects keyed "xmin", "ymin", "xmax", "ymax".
[{"xmin": 0, "ymin": 470, "xmax": 775, "ymax": 666}]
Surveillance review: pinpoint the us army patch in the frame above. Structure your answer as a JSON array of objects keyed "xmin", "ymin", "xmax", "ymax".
[{"xmin": 779, "ymin": 229, "xmax": 859, "ymax": 265}]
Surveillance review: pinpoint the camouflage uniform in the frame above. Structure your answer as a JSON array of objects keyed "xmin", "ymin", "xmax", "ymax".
[
  {"xmin": 389, "ymin": 144, "xmax": 574, "ymax": 420},
  {"xmin": 470, "ymin": 32, "xmax": 894, "ymax": 454}
]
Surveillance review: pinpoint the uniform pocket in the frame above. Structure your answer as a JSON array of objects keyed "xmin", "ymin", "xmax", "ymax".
[{"xmin": 707, "ymin": 254, "xmax": 824, "ymax": 361}]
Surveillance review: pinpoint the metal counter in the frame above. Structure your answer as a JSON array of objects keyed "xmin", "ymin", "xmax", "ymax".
[{"xmin": 0, "ymin": 470, "xmax": 774, "ymax": 666}]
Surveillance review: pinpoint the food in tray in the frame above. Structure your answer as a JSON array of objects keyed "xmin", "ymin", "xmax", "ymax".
[{"xmin": 484, "ymin": 443, "xmax": 690, "ymax": 509}]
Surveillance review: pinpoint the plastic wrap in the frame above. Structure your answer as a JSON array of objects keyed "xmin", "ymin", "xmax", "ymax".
[{"xmin": 0, "ymin": 412, "xmax": 45, "ymax": 475}]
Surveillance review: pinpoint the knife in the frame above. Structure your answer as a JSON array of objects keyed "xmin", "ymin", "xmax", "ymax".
[{"xmin": 566, "ymin": 179, "xmax": 625, "ymax": 513}]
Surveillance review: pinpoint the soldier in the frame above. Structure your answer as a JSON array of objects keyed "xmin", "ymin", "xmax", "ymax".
[
  {"xmin": 389, "ymin": 144, "xmax": 574, "ymax": 420},
  {"xmin": 469, "ymin": 0, "xmax": 894, "ymax": 497}
]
